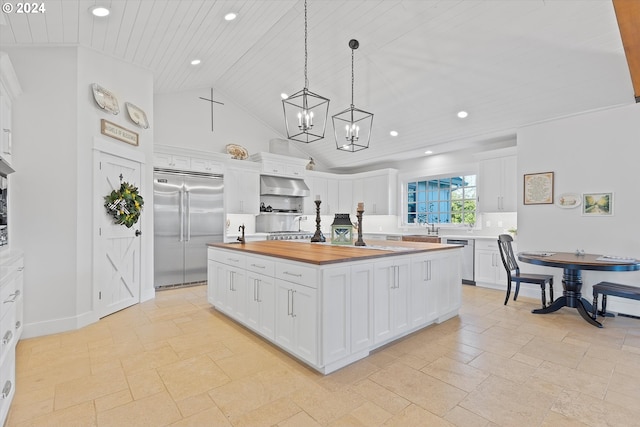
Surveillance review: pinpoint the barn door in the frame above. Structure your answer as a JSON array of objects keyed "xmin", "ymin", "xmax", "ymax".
[{"xmin": 94, "ymin": 151, "xmax": 142, "ymax": 318}]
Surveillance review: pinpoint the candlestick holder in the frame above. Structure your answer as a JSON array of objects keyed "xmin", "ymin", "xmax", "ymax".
[
  {"xmin": 355, "ymin": 209, "xmax": 366, "ymax": 246},
  {"xmin": 310, "ymin": 200, "xmax": 326, "ymax": 242}
]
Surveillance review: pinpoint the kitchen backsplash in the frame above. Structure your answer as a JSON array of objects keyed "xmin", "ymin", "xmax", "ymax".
[{"xmin": 227, "ymin": 212, "xmax": 517, "ymax": 239}]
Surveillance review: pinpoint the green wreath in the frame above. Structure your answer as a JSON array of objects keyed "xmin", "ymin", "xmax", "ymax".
[{"xmin": 104, "ymin": 181, "xmax": 144, "ymax": 228}]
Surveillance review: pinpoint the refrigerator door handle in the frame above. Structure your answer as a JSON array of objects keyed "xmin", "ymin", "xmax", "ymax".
[
  {"xmin": 185, "ymin": 191, "xmax": 191, "ymax": 242},
  {"xmin": 179, "ymin": 189, "xmax": 185, "ymax": 242}
]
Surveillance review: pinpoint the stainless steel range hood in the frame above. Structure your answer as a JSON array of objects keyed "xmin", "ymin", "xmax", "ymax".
[{"xmin": 260, "ymin": 175, "xmax": 310, "ymax": 197}]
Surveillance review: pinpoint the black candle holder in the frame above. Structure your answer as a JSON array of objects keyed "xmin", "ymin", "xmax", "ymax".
[
  {"xmin": 310, "ymin": 200, "xmax": 326, "ymax": 242},
  {"xmin": 355, "ymin": 209, "xmax": 366, "ymax": 246}
]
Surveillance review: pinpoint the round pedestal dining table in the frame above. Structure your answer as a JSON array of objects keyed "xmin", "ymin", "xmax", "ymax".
[{"xmin": 518, "ymin": 251, "xmax": 640, "ymax": 327}]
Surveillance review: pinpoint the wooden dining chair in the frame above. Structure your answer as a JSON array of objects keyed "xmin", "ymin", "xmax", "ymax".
[{"xmin": 497, "ymin": 234, "xmax": 554, "ymax": 307}]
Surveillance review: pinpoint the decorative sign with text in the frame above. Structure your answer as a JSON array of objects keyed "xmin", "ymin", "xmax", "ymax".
[{"xmin": 101, "ymin": 119, "xmax": 139, "ymax": 146}]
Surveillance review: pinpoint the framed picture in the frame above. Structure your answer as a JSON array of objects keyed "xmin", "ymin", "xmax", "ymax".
[
  {"xmin": 524, "ymin": 172, "xmax": 554, "ymax": 205},
  {"xmin": 582, "ymin": 192, "xmax": 613, "ymax": 216}
]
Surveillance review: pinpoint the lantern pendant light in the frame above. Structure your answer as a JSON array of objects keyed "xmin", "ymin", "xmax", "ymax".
[
  {"xmin": 332, "ymin": 39, "xmax": 373, "ymax": 152},
  {"xmin": 282, "ymin": 0, "xmax": 330, "ymax": 143}
]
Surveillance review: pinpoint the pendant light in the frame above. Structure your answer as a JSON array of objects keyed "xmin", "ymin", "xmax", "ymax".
[
  {"xmin": 282, "ymin": 0, "xmax": 330, "ymax": 143},
  {"xmin": 332, "ymin": 39, "xmax": 373, "ymax": 152}
]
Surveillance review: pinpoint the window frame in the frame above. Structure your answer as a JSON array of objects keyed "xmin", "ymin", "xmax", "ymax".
[{"xmin": 402, "ymin": 172, "xmax": 478, "ymax": 228}]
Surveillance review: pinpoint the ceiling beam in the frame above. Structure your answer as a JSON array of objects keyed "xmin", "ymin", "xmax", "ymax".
[{"xmin": 613, "ymin": 0, "xmax": 640, "ymax": 102}]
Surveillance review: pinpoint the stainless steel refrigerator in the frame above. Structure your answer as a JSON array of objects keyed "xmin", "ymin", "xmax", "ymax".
[{"xmin": 153, "ymin": 169, "xmax": 224, "ymax": 288}]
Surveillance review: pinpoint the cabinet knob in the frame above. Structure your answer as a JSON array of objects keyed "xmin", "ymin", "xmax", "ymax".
[{"xmin": 1, "ymin": 380, "xmax": 11, "ymax": 399}]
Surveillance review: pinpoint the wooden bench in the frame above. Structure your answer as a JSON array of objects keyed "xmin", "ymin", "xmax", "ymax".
[{"xmin": 592, "ymin": 281, "xmax": 640, "ymax": 320}]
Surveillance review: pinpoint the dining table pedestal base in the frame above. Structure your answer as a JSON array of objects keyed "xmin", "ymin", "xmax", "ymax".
[{"xmin": 530, "ymin": 268, "xmax": 607, "ymax": 328}]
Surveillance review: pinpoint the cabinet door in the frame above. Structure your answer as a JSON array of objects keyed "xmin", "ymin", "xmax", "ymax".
[
  {"xmin": 246, "ymin": 272, "xmax": 276, "ymax": 340},
  {"xmin": 501, "ymin": 156, "xmax": 517, "ymax": 211},
  {"xmin": 337, "ymin": 178, "xmax": 353, "ymax": 213},
  {"xmin": 291, "ymin": 284, "xmax": 317, "ymax": 365},
  {"xmin": 326, "ymin": 178, "xmax": 340, "ymax": 214},
  {"xmin": 435, "ymin": 252, "xmax": 462, "ymax": 318},
  {"xmin": 154, "ymin": 153, "xmax": 190, "ymax": 169},
  {"xmin": 350, "ymin": 263, "xmax": 373, "ymax": 352},
  {"xmin": 410, "ymin": 256, "xmax": 433, "ymax": 327},
  {"xmin": 0, "ymin": 94, "xmax": 12, "ymax": 164},
  {"xmin": 322, "ymin": 266, "xmax": 351, "ymax": 364},
  {"xmin": 190, "ymin": 157, "xmax": 222, "ymax": 174},
  {"xmin": 474, "ymin": 249, "xmax": 498, "ymax": 285},
  {"xmin": 225, "ymin": 167, "xmax": 260, "ymax": 214},
  {"xmin": 275, "ymin": 279, "xmax": 295, "ymax": 352},
  {"xmin": 208, "ymin": 261, "xmax": 228, "ymax": 309},
  {"xmin": 274, "ymin": 279, "xmax": 317, "ymax": 365},
  {"xmin": 373, "ymin": 258, "xmax": 410, "ymax": 344},
  {"xmin": 479, "ymin": 156, "xmax": 516, "ymax": 212},
  {"xmin": 363, "ymin": 174, "xmax": 389, "ymax": 214},
  {"xmin": 229, "ymin": 268, "xmax": 247, "ymax": 321}
]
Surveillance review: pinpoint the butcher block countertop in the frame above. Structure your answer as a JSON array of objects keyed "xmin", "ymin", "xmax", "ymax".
[{"xmin": 207, "ymin": 240, "xmax": 460, "ymax": 265}]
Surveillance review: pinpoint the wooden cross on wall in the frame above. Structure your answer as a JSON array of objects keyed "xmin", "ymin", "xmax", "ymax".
[{"xmin": 198, "ymin": 88, "xmax": 224, "ymax": 132}]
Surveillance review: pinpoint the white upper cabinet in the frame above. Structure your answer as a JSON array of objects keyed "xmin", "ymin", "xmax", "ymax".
[
  {"xmin": 154, "ymin": 152, "xmax": 191, "ymax": 170},
  {"xmin": 478, "ymin": 155, "xmax": 517, "ymax": 212},
  {"xmin": 225, "ymin": 162, "xmax": 261, "ymax": 214},
  {"xmin": 0, "ymin": 52, "xmax": 23, "ymax": 169},
  {"xmin": 352, "ymin": 169, "xmax": 398, "ymax": 215},
  {"xmin": 250, "ymin": 152, "xmax": 307, "ymax": 178}
]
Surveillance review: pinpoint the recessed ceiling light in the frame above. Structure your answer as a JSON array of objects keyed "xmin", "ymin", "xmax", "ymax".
[
  {"xmin": 280, "ymin": 93, "xmax": 289, "ymax": 100},
  {"xmin": 389, "ymin": 130, "xmax": 398, "ymax": 137},
  {"xmin": 424, "ymin": 150, "xmax": 433, "ymax": 155},
  {"xmin": 224, "ymin": 12, "xmax": 237, "ymax": 21},
  {"xmin": 457, "ymin": 110, "xmax": 468, "ymax": 119},
  {"xmin": 89, "ymin": 6, "xmax": 110, "ymax": 17},
  {"xmin": 190, "ymin": 59, "xmax": 201, "ymax": 65}
]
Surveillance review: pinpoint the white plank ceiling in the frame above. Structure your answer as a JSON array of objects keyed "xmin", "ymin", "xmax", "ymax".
[{"xmin": 0, "ymin": 0, "xmax": 634, "ymax": 170}]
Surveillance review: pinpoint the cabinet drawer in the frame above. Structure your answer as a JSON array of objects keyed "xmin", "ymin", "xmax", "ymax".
[
  {"xmin": 0, "ymin": 348, "xmax": 15, "ymax": 421},
  {"xmin": 276, "ymin": 262, "xmax": 317, "ymax": 288},
  {"xmin": 246, "ymin": 256, "xmax": 275, "ymax": 276},
  {"xmin": 475, "ymin": 239, "xmax": 499, "ymax": 251},
  {"xmin": 208, "ymin": 250, "xmax": 246, "ymax": 269},
  {"xmin": 0, "ymin": 304, "xmax": 15, "ymax": 361}
]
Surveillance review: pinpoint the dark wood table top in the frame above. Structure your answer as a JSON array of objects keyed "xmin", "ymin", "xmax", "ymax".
[{"xmin": 518, "ymin": 251, "xmax": 640, "ymax": 272}]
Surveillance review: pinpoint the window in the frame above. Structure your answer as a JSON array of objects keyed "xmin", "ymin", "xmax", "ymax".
[{"xmin": 406, "ymin": 175, "xmax": 477, "ymax": 226}]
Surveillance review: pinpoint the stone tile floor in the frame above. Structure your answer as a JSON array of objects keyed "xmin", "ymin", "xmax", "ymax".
[{"xmin": 7, "ymin": 285, "xmax": 640, "ymax": 426}]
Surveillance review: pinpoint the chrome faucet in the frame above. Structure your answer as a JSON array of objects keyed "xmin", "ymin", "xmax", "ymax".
[{"xmin": 237, "ymin": 224, "xmax": 245, "ymax": 243}]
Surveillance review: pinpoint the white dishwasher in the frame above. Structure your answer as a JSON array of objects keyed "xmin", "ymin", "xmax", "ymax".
[{"xmin": 445, "ymin": 238, "xmax": 475, "ymax": 285}]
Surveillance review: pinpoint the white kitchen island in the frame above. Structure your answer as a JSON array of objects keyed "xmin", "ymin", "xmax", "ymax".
[{"xmin": 207, "ymin": 240, "xmax": 462, "ymax": 374}]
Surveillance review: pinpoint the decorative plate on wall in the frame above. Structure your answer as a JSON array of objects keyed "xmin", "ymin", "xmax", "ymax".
[
  {"xmin": 125, "ymin": 102, "xmax": 150, "ymax": 129},
  {"xmin": 226, "ymin": 144, "xmax": 248, "ymax": 160},
  {"xmin": 556, "ymin": 193, "xmax": 581, "ymax": 208},
  {"xmin": 91, "ymin": 83, "xmax": 119, "ymax": 114}
]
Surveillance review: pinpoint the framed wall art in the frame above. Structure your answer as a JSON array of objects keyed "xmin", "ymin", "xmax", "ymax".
[
  {"xmin": 524, "ymin": 172, "xmax": 554, "ymax": 205},
  {"xmin": 101, "ymin": 119, "xmax": 139, "ymax": 146},
  {"xmin": 582, "ymin": 192, "xmax": 613, "ymax": 216}
]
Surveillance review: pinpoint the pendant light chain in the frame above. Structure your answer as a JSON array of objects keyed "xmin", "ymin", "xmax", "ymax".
[
  {"xmin": 304, "ymin": 0, "xmax": 309, "ymax": 90},
  {"xmin": 350, "ymin": 47, "xmax": 355, "ymax": 108}
]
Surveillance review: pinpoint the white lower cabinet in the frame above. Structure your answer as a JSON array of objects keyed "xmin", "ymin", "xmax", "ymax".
[
  {"xmin": 275, "ymin": 279, "xmax": 317, "ymax": 365},
  {"xmin": 410, "ymin": 255, "xmax": 438, "ymax": 327},
  {"xmin": 373, "ymin": 258, "xmax": 410, "ymax": 345},
  {"xmin": 208, "ymin": 260, "xmax": 247, "ymax": 321},
  {"xmin": 320, "ymin": 264, "xmax": 373, "ymax": 366},
  {"xmin": 474, "ymin": 239, "xmax": 509, "ymax": 289},
  {"xmin": 0, "ymin": 252, "xmax": 23, "ymax": 426}
]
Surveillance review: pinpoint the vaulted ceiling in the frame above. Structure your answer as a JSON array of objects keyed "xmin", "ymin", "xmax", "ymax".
[{"xmin": 0, "ymin": 0, "xmax": 635, "ymax": 170}]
